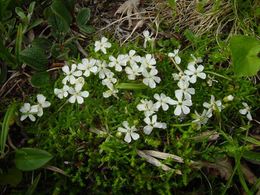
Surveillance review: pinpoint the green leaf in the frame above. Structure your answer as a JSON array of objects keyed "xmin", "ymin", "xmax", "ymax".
[
  {"xmin": 116, "ymin": 83, "xmax": 147, "ymax": 90},
  {"xmin": 15, "ymin": 148, "xmax": 53, "ymax": 171},
  {"xmin": 15, "ymin": 7, "xmax": 26, "ymax": 20},
  {"xmin": 15, "ymin": 23, "xmax": 23, "ymax": 64},
  {"xmin": 31, "ymin": 71, "xmax": 50, "ymax": 87},
  {"xmin": 242, "ymin": 150, "xmax": 260, "ymax": 165},
  {"xmin": 230, "ymin": 35, "xmax": 260, "ymax": 76},
  {"xmin": 79, "ymin": 25, "xmax": 95, "ymax": 34},
  {"xmin": 26, "ymin": 173, "xmax": 41, "ymax": 195},
  {"xmin": 48, "ymin": 12, "xmax": 70, "ymax": 34},
  {"xmin": 0, "ymin": 41, "xmax": 16, "ymax": 67},
  {"xmin": 20, "ymin": 46, "xmax": 48, "ymax": 71},
  {"xmin": 0, "ymin": 103, "xmax": 16, "ymax": 157},
  {"xmin": 0, "ymin": 62, "xmax": 7, "ymax": 84},
  {"xmin": 51, "ymin": 0, "xmax": 72, "ymax": 28},
  {"xmin": 31, "ymin": 38, "xmax": 51, "ymax": 51},
  {"xmin": 0, "ymin": 168, "xmax": 22, "ymax": 186},
  {"xmin": 76, "ymin": 8, "xmax": 91, "ymax": 26}
]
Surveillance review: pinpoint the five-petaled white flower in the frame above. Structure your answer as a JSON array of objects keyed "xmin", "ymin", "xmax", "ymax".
[
  {"xmin": 125, "ymin": 64, "xmax": 142, "ymax": 80},
  {"xmin": 143, "ymin": 30, "xmax": 153, "ymax": 48},
  {"xmin": 96, "ymin": 60, "xmax": 111, "ymax": 79},
  {"xmin": 94, "ymin": 37, "xmax": 111, "ymax": 54},
  {"xmin": 68, "ymin": 86, "xmax": 89, "ymax": 104},
  {"xmin": 103, "ymin": 87, "xmax": 118, "ymax": 98},
  {"xmin": 126, "ymin": 50, "xmax": 141, "ymax": 66},
  {"xmin": 184, "ymin": 64, "xmax": 206, "ymax": 83},
  {"xmin": 137, "ymin": 99, "xmax": 158, "ymax": 117},
  {"xmin": 192, "ymin": 109, "xmax": 212, "ymax": 129},
  {"xmin": 203, "ymin": 95, "xmax": 223, "ymax": 113},
  {"xmin": 77, "ymin": 58, "xmax": 98, "ymax": 77},
  {"xmin": 118, "ymin": 121, "xmax": 140, "ymax": 143},
  {"xmin": 143, "ymin": 115, "xmax": 167, "ymax": 135},
  {"xmin": 153, "ymin": 93, "xmax": 175, "ymax": 111},
  {"xmin": 239, "ymin": 102, "xmax": 252, "ymax": 121},
  {"xmin": 175, "ymin": 81, "xmax": 195, "ymax": 100},
  {"xmin": 101, "ymin": 71, "xmax": 117, "ymax": 89},
  {"xmin": 34, "ymin": 94, "xmax": 51, "ymax": 117},
  {"xmin": 108, "ymin": 55, "xmax": 128, "ymax": 72},
  {"xmin": 62, "ymin": 64, "xmax": 82, "ymax": 85},
  {"xmin": 172, "ymin": 72, "xmax": 190, "ymax": 85},
  {"xmin": 20, "ymin": 103, "xmax": 38, "ymax": 122},
  {"xmin": 142, "ymin": 68, "xmax": 161, "ymax": 89},
  {"xmin": 168, "ymin": 49, "xmax": 181, "ymax": 65},
  {"xmin": 172, "ymin": 91, "xmax": 192, "ymax": 116},
  {"xmin": 54, "ymin": 85, "xmax": 70, "ymax": 99},
  {"xmin": 140, "ymin": 54, "xmax": 156, "ymax": 70}
]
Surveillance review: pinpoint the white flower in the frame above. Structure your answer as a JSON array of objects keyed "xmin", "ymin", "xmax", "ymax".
[
  {"xmin": 62, "ymin": 64, "xmax": 82, "ymax": 85},
  {"xmin": 188, "ymin": 54, "xmax": 203, "ymax": 66},
  {"xmin": 239, "ymin": 102, "xmax": 252, "ymax": 121},
  {"xmin": 143, "ymin": 115, "xmax": 167, "ymax": 135},
  {"xmin": 203, "ymin": 95, "xmax": 223, "ymax": 113},
  {"xmin": 94, "ymin": 37, "xmax": 111, "ymax": 54},
  {"xmin": 118, "ymin": 121, "xmax": 140, "ymax": 143},
  {"xmin": 34, "ymin": 94, "xmax": 51, "ymax": 117},
  {"xmin": 137, "ymin": 99, "xmax": 158, "ymax": 117},
  {"xmin": 223, "ymin": 95, "xmax": 234, "ymax": 102},
  {"xmin": 54, "ymin": 85, "xmax": 70, "ymax": 99},
  {"xmin": 168, "ymin": 49, "xmax": 181, "ymax": 64},
  {"xmin": 175, "ymin": 81, "xmax": 195, "ymax": 100},
  {"xmin": 142, "ymin": 68, "xmax": 161, "ymax": 89},
  {"xmin": 108, "ymin": 54, "xmax": 128, "ymax": 72},
  {"xmin": 103, "ymin": 87, "xmax": 118, "ymax": 98},
  {"xmin": 184, "ymin": 64, "xmax": 206, "ymax": 83},
  {"xmin": 68, "ymin": 86, "xmax": 89, "ymax": 104},
  {"xmin": 143, "ymin": 30, "xmax": 153, "ymax": 48},
  {"xmin": 126, "ymin": 50, "xmax": 141, "ymax": 66},
  {"xmin": 19, "ymin": 103, "xmax": 38, "ymax": 122},
  {"xmin": 172, "ymin": 72, "xmax": 190, "ymax": 85},
  {"xmin": 192, "ymin": 109, "xmax": 212, "ymax": 129},
  {"xmin": 77, "ymin": 58, "xmax": 98, "ymax": 77},
  {"xmin": 96, "ymin": 60, "xmax": 111, "ymax": 79},
  {"xmin": 153, "ymin": 93, "xmax": 175, "ymax": 111},
  {"xmin": 74, "ymin": 77, "xmax": 85, "ymax": 91},
  {"xmin": 101, "ymin": 71, "xmax": 117, "ymax": 89},
  {"xmin": 125, "ymin": 64, "xmax": 142, "ymax": 80},
  {"xmin": 172, "ymin": 91, "xmax": 192, "ymax": 116},
  {"xmin": 140, "ymin": 54, "xmax": 156, "ymax": 70}
]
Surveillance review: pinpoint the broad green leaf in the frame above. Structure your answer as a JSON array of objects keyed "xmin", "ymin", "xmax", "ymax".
[
  {"xmin": 31, "ymin": 38, "xmax": 51, "ymax": 51},
  {"xmin": 0, "ymin": 168, "xmax": 22, "ymax": 186},
  {"xmin": 79, "ymin": 25, "xmax": 95, "ymax": 34},
  {"xmin": 230, "ymin": 35, "xmax": 260, "ymax": 76},
  {"xmin": 116, "ymin": 83, "xmax": 147, "ymax": 90},
  {"xmin": 0, "ymin": 103, "xmax": 16, "ymax": 157},
  {"xmin": 76, "ymin": 8, "xmax": 91, "ymax": 26},
  {"xmin": 48, "ymin": 12, "xmax": 70, "ymax": 34},
  {"xmin": 31, "ymin": 71, "xmax": 50, "ymax": 87},
  {"xmin": 51, "ymin": 0, "xmax": 72, "ymax": 28},
  {"xmin": 20, "ymin": 46, "xmax": 48, "ymax": 71},
  {"xmin": 15, "ymin": 148, "xmax": 53, "ymax": 171},
  {"xmin": 15, "ymin": 7, "xmax": 26, "ymax": 20}
]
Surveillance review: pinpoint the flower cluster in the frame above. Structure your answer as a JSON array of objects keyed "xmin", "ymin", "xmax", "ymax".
[{"xmin": 20, "ymin": 94, "xmax": 51, "ymax": 122}]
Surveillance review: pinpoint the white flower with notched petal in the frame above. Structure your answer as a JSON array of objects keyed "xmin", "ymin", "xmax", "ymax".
[
  {"xmin": 168, "ymin": 49, "xmax": 181, "ymax": 64},
  {"xmin": 143, "ymin": 115, "xmax": 167, "ymax": 135},
  {"xmin": 140, "ymin": 54, "xmax": 156, "ymax": 70},
  {"xmin": 126, "ymin": 50, "xmax": 141, "ymax": 66},
  {"xmin": 192, "ymin": 109, "xmax": 212, "ymax": 129},
  {"xmin": 184, "ymin": 64, "xmax": 206, "ymax": 83},
  {"xmin": 77, "ymin": 58, "xmax": 97, "ymax": 77},
  {"xmin": 239, "ymin": 102, "xmax": 253, "ymax": 121},
  {"xmin": 34, "ymin": 94, "xmax": 51, "ymax": 117},
  {"xmin": 54, "ymin": 85, "xmax": 70, "ymax": 99},
  {"xmin": 172, "ymin": 91, "xmax": 192, "ymax": 116},
  {"xmin": 101, "ymin": 71, "xmax": 117, "ymax": 89},
  {"xmin": 20, "ymin": 103, "xmax": 38, "ymax": 122},
  {"xmin": 118, "ymin": 121, "xmax": 140, "ymax": 143},
  {"xmin": 172, "ymin": 72, "xmax": 190, "ymax": 85},
  {"xmin": 68, "ymin": 86, "xmax": 89, "ymax": 104},
  {"xmin": 108, "ymin": 54, "xmax": 128, "ymax": 72},
  {"xmin": 137, "ymin": 99, "xmax": 158, "ymax": 117},
  {"xmin": 203, "ymin": 95, "xmax": 223, "ymax": 113},
  {"xmin": 96, "ymin": 60, "xmax": 111, "ymax": 79},
  {"xmin": 103, "ymin": 86, "xmax": 119, "ymax": 98},
  {"xmin": 125, "ymin": 64, "xmax": 142, "ymax": 80},
  {"xmin": 143, "ymin": 30, "xmax": 153, "ymax": 48},
  {"xmin": 175, "ymin": 81, "xmax": 195, "ymax": 100},
  {"xmin": 62, "ymin": 64, "xmax": 82, "ymax": 85},
  {"xmin": 154, "ymin": 93, "xmax": 174, "ymax": 111},
  {"xmin": 94, "ymin": 37, "xmax": 111, "ymax": 54},
  {"xmin": 74, "ymin": 77, "xmax": 85, "ymax": 91},
  {"xmin": 142, "ymin": 68, "xmax": 161, "ymax": 89}
]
